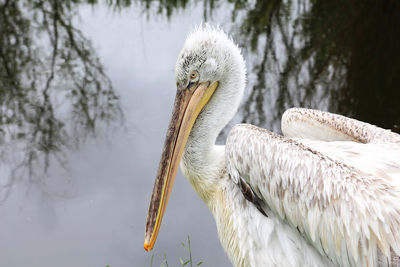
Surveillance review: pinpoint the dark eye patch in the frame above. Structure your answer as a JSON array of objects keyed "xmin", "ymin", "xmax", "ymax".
[{"xmin": 186, "ymin": 81, "xmax": 196, "ymax": 90}]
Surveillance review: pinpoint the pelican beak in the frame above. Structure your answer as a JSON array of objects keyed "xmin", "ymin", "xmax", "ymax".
[{"xmin": 144, "ymin": 81, "xmax": 219, "ymax": 251}]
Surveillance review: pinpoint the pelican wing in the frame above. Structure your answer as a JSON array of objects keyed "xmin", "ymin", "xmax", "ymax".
[
  {"xmin": 226, "ymin": 122, "xmax": 400, "ymax": 266},
  {"xmin": 281, "ymin": 108, "xmax": 400, "ymax": 145}
]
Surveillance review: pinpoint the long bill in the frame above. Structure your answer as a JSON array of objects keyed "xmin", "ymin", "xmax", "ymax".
[{"xmin": 144, "ymin": 81, "xmax": 219, "ymax": 251}]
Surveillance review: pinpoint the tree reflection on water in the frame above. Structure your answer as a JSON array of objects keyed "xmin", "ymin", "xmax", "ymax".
[
  {"xmin": 0, "ymin": 0, "xmax": 122, "ymax": 199},
  {"xmin": 235, "ymin": 0, "xmax": 400, "ymax": 131}
]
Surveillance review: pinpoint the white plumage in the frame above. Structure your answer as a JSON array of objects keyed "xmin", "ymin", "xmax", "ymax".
[{"xmin": 144, "ymin": 25, "xmax": 400, "ymax": 267}]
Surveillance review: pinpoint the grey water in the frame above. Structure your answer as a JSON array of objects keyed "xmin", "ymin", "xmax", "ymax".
[{"xmin": 0, "ymin": 1, "xmax": 399, "ymax": 267}]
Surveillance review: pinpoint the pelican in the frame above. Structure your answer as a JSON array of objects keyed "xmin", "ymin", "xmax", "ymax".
[{"xmin": 144, "ymin": 25, "xmax": 400, "ymax": 267}]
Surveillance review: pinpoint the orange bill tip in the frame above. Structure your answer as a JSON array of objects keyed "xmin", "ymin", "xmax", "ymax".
[{"xmin": 144, "ymin": 242, "xmax": 151, "ymax": 251}]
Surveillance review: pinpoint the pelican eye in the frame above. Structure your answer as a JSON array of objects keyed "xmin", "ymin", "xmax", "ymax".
[
  {"xmin": 186, "ymin": 71, "xmax": 199, "ymax": 90},
  {"xmin": 190, "ymin": 71, "xmax": 198, "ymax": 81}
]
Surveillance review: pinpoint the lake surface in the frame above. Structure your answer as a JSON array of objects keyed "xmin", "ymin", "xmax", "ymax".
[{"xmin": 0, "ymin": 1, "xmax": 399, "ymax": 266}]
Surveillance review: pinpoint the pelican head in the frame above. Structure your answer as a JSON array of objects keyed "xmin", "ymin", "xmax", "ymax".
[{"xmin": 144, "ymin": 25, "xmax": 246, "ymax": 251}]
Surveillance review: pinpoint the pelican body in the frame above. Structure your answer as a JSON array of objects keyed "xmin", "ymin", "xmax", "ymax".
[{"xmin": 144, "ymin": 25, "xmax": 400, "ymax": 267}]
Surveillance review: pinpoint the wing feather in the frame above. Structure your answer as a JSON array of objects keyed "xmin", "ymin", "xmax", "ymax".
[{"xmin": 226, "ymin": 124, "xmax": 400, "ymax": 266}]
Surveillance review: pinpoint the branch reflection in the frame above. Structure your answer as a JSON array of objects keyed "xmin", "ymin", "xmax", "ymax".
[
  {"xmin": 234, "ymin": 0, "xmax": 400, "ymax": 132},
  {"xmin": 0, "ymin": 0, "xmax": 122, "ymax": 199}
]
